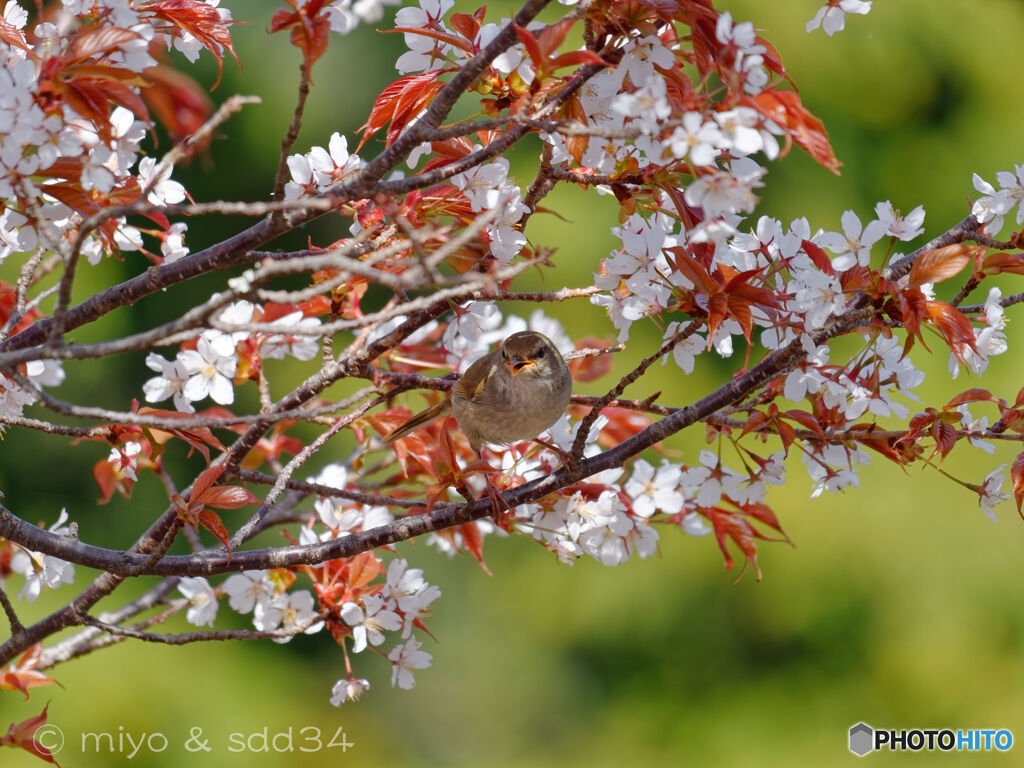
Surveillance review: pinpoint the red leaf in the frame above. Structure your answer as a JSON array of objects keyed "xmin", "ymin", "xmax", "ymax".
[
  {"xmin": 0, "ymin": 645, "xmax": 58, "ymax": 699},
  {"xmin": 749, "ymin": 90, "xmax": 840, "ymax": 174},
  {"xmin": 197, "ymin": 508, "xmax": 231, "ymax": 552},
  {"xmin": 739, "ymin": 410, "xmax": 768, "ymax": 438},
  {"xmin": 140, "ymin": 64, "xmax": 215, "ymax": 143},
  {"xmin": 199, "ymin": 485, "xmax": 260, "ymax": 510},
  {"xmin": 348, "ymin": 552, "xmax": 382, "ymax": 589},
  {"xmin": 1012, "ymin": 452, "xmax": 1024, "ymax": 516},
  {"xmin": 0, "ymin": 705, "xmax": 61, "ymax": 765},
  {"xmin": 449, "ymin": 11, "xmax": 481, "ymax": 42},
  {"xmin": 666, "ymin": 246, "xmax": 717, "ymax": 293},
  {"xmin": 908, "ymin": 244, "xmax": 977, "ymax": 287},
  {"xmin": 191, "ymin": 463, "xmax": 226, "ymax": 500},
  {"xmin": 981, "ymin": 251, "xmax": 1024, "ymax": 277},
  {"xmin": 925, "ymin": 300, "xmax": 977, "ymax": 361},
  {"xmin": 147, "ymin": 0, "xmax": 240, "ymax": 88},
  {"xmin": 567, "ymin": 337, "xmax": 615, "ymax": 382},
  {"xmin": 0, "ymin": 15, "xmax": 30, "ymax": 52},
  {"xmin": 741, "ymin": 502, "xmax": 791, "ymax": 543},
  {"xmin": 549, "ymin": 50, "xmax": 609, "ymax": 70},
  {"xmin": 708, "ymin": 508, "xmax": 761, "ymax": 580},
  {"xmin": 458, "ymin": 521, "xmax": 490, "ymax": 573},
  {"xmin": 69, "ymin": 26, "xmax": 142, "ymax": 62},
  {"xmin": 356, "ymin": 70, "xmax": 447, "ymax": 151},
  {"xmin": 390, "ymin": 26, "xmax": 475, "ymax": 55},
  {"xmin": 945, "ymin": 389, "xmax": 996, "ymax": 408},
  {"xmin": 801, "ymin": 239, "xmax": 835, "ymax": 275},
  {"xmin": 513, "ymin": 23, "xmax": 544, "ymax": 72},
  {"xmin": 927, "ymin": 422, "xmax": 958, "ymax": 463},
  {"xmin": 898, "ymin": 287, "xmax": 929, "ymax": 348},
  {"xmin": 784, "ymin": 409, "xmax": 826, "ymax": 439}
]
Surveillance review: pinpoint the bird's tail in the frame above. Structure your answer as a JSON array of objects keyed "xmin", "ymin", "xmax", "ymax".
[{"xmin": 382, "ymin": 400, "xmax": 453, "ymax": 444}]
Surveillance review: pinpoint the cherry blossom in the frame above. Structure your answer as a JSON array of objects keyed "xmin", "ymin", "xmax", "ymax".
[
  {"xmin": 10, "ymin": 509, "xmax": 76, "ymax": 602},
  {"xmin": 625, "ymin": 459, "xmax": 685, "ymax": 518},
  {"xmin": 178, "ymin": 577, "xmax": 219, "ymax": 627},
  {"xmin": 143, "ymin": 353, "xmax": 194, "ymax": 413},
  {"xmin": 977, "ymin": 465, "xmax": 1010, "ymax": 523},
  {"xmin": 806, "ymin": 0, "xmax": 873, "ymax": 37},
  {"xmin": 223, "ymin": 570, "xmax": 276, "ymax": 615},
  {"xmin": 388, "ymin": 637, "xmax": 433, "ymax": 690},
  {"xmin": 256, "ymin": 591, "xmax": 325, "ymax": 642},
  {"xmin": 341, "ymin": 594, "xmax": 402, "ymax": 652},
  {"xmin": 330, "ymin": 677, "xmax": 371, "ymax": 706},
  {"xmin": 179, "ymin": 330, "xmax": 239, "ymax": 405},
  {"xmin": 874, "ymin": 200, "xmax": 926, "ymax": 241}
]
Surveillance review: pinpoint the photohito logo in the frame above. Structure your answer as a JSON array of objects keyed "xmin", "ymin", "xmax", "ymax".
[{"xmin": 848, "ymin": 722, "xmax": 1013, "ymax": 756}]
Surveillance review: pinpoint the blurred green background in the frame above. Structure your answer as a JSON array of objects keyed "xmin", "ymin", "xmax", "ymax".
[{"xmin": 4, "ymin": 0, "xmax": 1024, "ymax": 765}]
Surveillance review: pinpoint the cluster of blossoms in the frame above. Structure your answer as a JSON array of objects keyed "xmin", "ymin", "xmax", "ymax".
[
  {"xmin": 168, "ymin": 464, "xmax": 441, "ymax": 698},
  {"xmin": 283, "ymin": 132, "xmax": 365, "ymax": 200},
  {"xmin": 0, "ymin": 0, "xmax": 240, "ymax": 425},
  {"xmin": 0, "ymin": 1, "xmax": 209, "ymax": 266},
  {"xmin": 174, "ymin": 467, "xmax": 442, "ymax": 697},
  {"xmin": 375, "ymin": 302, "xmax": 792, "ymax": 574},
  {"xmin": 143, "ymin": 300, "xmax": 323, "ymax": 412}
]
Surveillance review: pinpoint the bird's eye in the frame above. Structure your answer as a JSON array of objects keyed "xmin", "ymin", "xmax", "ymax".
[{"xmin": 535, "ymin": 347, "xmax": 545, "ymax": 358}]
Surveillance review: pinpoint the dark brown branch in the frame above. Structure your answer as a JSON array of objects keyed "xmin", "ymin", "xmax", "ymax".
[{"xmin": 271, "ymin": 59, "xmax": 313, "ymax": 204}]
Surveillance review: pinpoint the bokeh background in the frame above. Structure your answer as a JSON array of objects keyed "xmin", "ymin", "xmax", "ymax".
[{"xmin": 4, "ymin": 1, "xmax": 1024, "ymax": 765}]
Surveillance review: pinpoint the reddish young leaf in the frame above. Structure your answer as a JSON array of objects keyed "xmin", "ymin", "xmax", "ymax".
[
  {"xmin": 707, "ymin": 507, "xmax": 761, "ymax": 580},
  {"xmin": 390, "ymin": 26, "xmax": 475, "ymax": 55},
  {"xmin": 458, "ymin": 521, "xmax": 490, "ymax": 573},
  {"xmin": 0, "ymin": 705, "xmax": 60, "ymax": 765},
  {"xmin": 667, "ymin": 246, "xmax": 717, "ymax": 293},
  {"xmin": 197, "ymin": 508, "xmax": 231, "ymax": 551},
  {"xmin": 925, "ymin": 300, "xmax": 977, "ymax": 360},
  {"xmin": 740, "ymin": 501, "xmax": 792, "ymax": 543},
  {"xmin": 898, "ymin": 287, "xmax": 929, "ymax": 348},
  {"xmin": 926, "ymin": 421, "xmax": 958, "ymax": 463},
  {"xmin": 749, "ymin": 90, "xmax": 840, "ymax": 174},
  {"xmin": 1012, "ymin": 452, "xmax": 1024, "ymax": 515},
  {"xmin": 449, "ymin": 11, "xmax": 482, "ymax": 42},
  {"xmin": 907, "ymin": 243, "xmax": 977, "ymax": 287},
  {"xmin": 801, "ymin": 238, "xmax": 835, "ymax": 275},
  {"xmin": 68, "ymin": 26, "xmax": 143, "ymax": 63},
  {"xmin": 137, "ymin": 406, "xmax": 227, "ymax": 462},
  {"xmin": 739, "ymin": 410, "xmax": 768, "ymax": 438},
  {"xmin": 147, "ymin": 0, "xmax": 240, "ymax": 88},
  {"xmin": 513, "ymin": 23, "xmax": 544, "ymax": 72},
  {"xmin": 784, "ymin": 409, "xmax": 826, "ymax": 439},
  {"xmin": 199, "ymin": 485, "xmax": 261, "ymax": 510},
  {"xmin": 348, "ymin": 551, "xmax": 383, "ymax": 589},
  {"xmin": 0, "ymin": 645, "xmax": 58, "ymax": 699},
  {"xmin": 0, "ymin": 15, "xmax": 30, "ymax": 53},
  {"xmin": 141, "ymin": 64, "xmax": 215, "ymax": 144},
  {"xmin": 356, "ymin": 70, "xmax": 448, "ymax": 150},
  {"xmin": 945, "ymin": 389, "xmax": 996, "ymax": 409},
  {"xmin": 981, "ymin": 251, "xmax": 1024, "ymax": 277},
  {"xmin": 567, "ymin": 337, "xmax": 615, "ymax": 382}
]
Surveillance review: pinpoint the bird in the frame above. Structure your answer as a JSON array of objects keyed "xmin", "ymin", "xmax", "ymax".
[{"xmin": 383, "ymin": 330, "xmax": 572, "ymax": 454}]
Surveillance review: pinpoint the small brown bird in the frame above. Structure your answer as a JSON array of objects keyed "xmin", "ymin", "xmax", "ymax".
[{"xmin": 383, "ymin": 330, "xmax": 572, "ymax": 453}]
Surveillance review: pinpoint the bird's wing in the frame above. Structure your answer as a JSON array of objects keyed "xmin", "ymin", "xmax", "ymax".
[{"xmin": 451, "ymin": 352, "xmax": 497, "ymax": 404}]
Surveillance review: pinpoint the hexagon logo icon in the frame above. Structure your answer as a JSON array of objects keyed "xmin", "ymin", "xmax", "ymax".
[{"xmin": 849, "ymin": 722, "xmax": 874, "ymax": 756}]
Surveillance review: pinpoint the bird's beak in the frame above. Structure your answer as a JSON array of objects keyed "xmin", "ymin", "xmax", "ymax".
[{"xmin": 506, "ymin": 357, "xmax": 536, "ymax": 374}]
